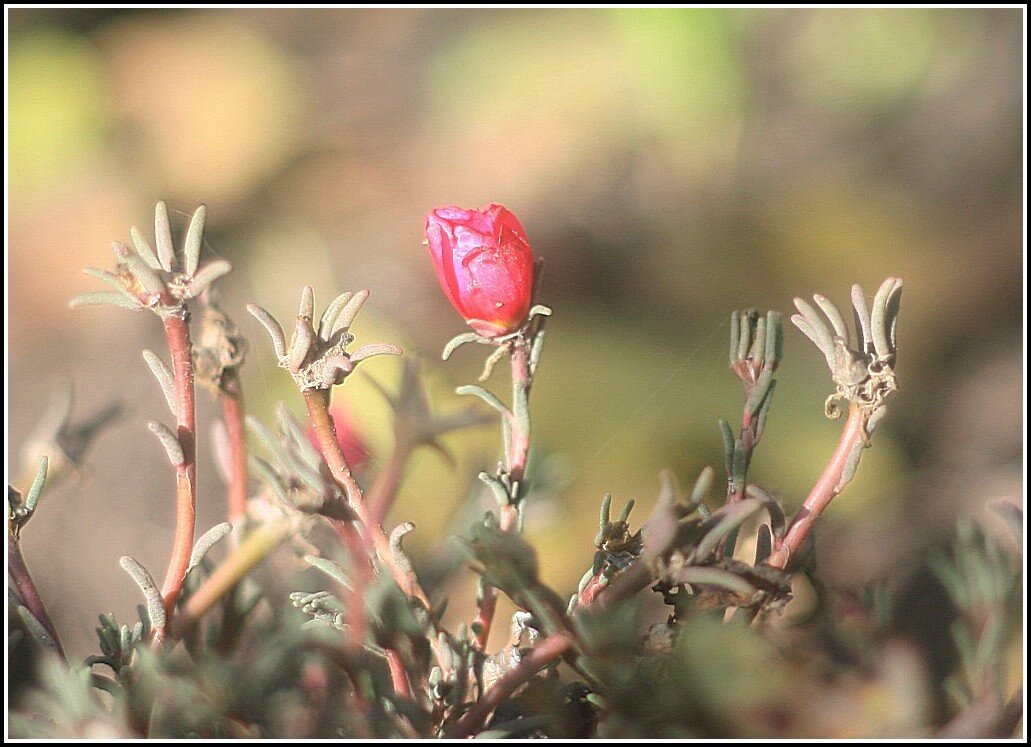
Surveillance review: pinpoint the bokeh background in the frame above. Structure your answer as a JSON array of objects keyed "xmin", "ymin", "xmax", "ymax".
[{"xmin": 8, "ymin": 5, "xmax": 1023, "ymax": 687}]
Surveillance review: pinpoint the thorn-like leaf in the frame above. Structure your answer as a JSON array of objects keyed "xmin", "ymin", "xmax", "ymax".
[
  {"xmin": 764, "ymin": 311, "xmax": 782, "ymax": 368},
  {"xmin": 147, "ymin": 420, "xmax": 185, "ymax": 466},
  {"xmin": 529, "ymin": 328, "xmax": 546, "ymax": 376},
  {"xmin": 793, "ymin": 298, "xmax": 835, "ymax": 358},
  {"xmin": 599, "ymin": 493, "xmax": 612, "ymax": 526},
  {"xmin": 478, "ymin": 343, "xmax": 509, "ymax": 382},
  {"xmin": 389, "ymin": 522, "xmax": 417, "ymax": 578},
  {"xmin": 813, "ymin": 294, "xmax": 849, "ymax": 345},
  {"xmin": 332, "ymin": 289, "xmax": 370, "ymax": 336},
  {"xmin": 736, "ymin": 310, "xmax": 753, "ymax": 362},
  {"xmin": 790, "ymin": 314, "xmax": 835, "ymax": 369},
  {"xmin": 130, "ymin": 226, "xmax": 162, "ymax": 270},
  {"xmin": 885, "ymin": 278, "xmax": 903, "ymax": 355},
  {"xmin": 749, "ymin": 315, "xmax": 767, "ymax": 365},
  {"xmin": 870, "ymin": 276, "xmax": 900, "ymax": 359},
  {"xmin": 154, "ymin": 201, "xmax": 175, "ymax": 272},
  {"xmin": 318, "ymin": 292, "xmax": 353, "ymax": 341},
  {"xmin": 287, "ymin": 319, "xmax": 314, "ymax": 373},
  {"xmin": 298, "ymin": 285, "xmax": 315, "ymax": 321},
  {"xmin": 304, "ymin": 555, "xmax": 353, "ymax": 590},
  {"xmin": 691, "ymin": 466, "xmax": 714, "ymax": 505},
  {"xmin": 82, "ymin": 267, "xmax": 137, "ymax": 303},
  {"xmin": 755, "ymin": 380, "xmax": 776, "ymax": 440},
  {"xmin": 528, "ymin": 304, "xmax": 552, "ymax": 319},
  {"xmin": 729, "ymin": 310, "xmax": 741, "ymax": 365},
  {"xmin": 70, "ymin": 291, "xmax": 143, "ymax": 310},
  {"xmin": 677, "ymin": 567, "xmax": 756, "ymax": 596},
  {"xmin": 122, "ymin": 252, "xmax": 167, "ymax": 296},
  {"xmin": 456, "ymin": 385, "xmax": 509, "ymax": 417},
  {"xmin": 616, "ymin": 499, "xmax": 635, "ymax": 524},
  {"xmin": 694, "ymin": 497, "xmax": 764, "ymax": 561},
  {"xmin": 24, "ymin": 456, "xmax": 49, "ymax": 515},
  {"xmin": 183, "ymin": 204, "xmax": 206, "ymax": 277},
  {"xmin": 142, "ymin": 350, "xmax": 176, "ymax": 415},
  {"xmin": 441, "ymin": 332, "xmax": 486, "ymax": 361},
  {"xmin": 851, "ymin": 284, "xmax": 873, "ymax": 354},
  {"xmin": 349, "ymin": 343, "xmax": 403, "ymax": 364},
  {"xmin": 119, "ymin": 556, "xmax": 165, "ymax": 631},
  {"xmin": 188, "ymin": 522, "xmax": 233, "ymax": 572},
  {"xmin": 718, "ymin": 418, "xmax": 735, "ymax": 477},
  {"xmin": 247, "ymin": 304, "xmax": 287, "ymax": 357},
  {"xmin": 184, "ymin": 259, "xmax": 231, "ymax": 298},
  {"xmin": 744, "ymin": 368, "xmax": 774, "ymax": 415}
]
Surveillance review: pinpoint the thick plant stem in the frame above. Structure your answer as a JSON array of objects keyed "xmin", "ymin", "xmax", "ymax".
[
  {"xmin": 173, "ymin": 522, "xmax": 291, "ymax": 638},
  {"xmin": 473, "ymin": 339, "xmax": 531, "ymax": 653},
  {"xmin": 8, "ymin": 531, "xmax": 66, "ymax": 662},
  {"xmin": 450, "ymin": 632, "xmax": 574, "ymax": 738},
  {"xmin": 767, "ymin": 403, "xmax": 867, "ymax": 570},
  {"xmin": 368, "ymin": 440, "xmax": 415, "ymax": 525},
  {"xmin": 158, "ymin": 312, "xmax": 197, "ymax": 632},
  {"xmin": 303, "ymin": 389, "xmax": 432, "ymax": 611},
  {"xmin": 219, "ymin": 369, "xmax": 248, "ymax": 529}
]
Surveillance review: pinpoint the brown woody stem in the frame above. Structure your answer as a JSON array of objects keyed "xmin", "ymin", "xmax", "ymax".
[
  {"xmin": 157, "ymin": 312, "xmax": 197, "ymax": 638},
  {"xmin": 767, "ymin": 402, "xmax": 867, "ymax": 570}
]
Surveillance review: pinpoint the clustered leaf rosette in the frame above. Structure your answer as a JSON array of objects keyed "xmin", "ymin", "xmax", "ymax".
[
  {"xmin": 426, "ymin": 203, "xmax": 536, "ymax": 339},
  {"xmin": 791, "ymin": 277, "xmax": 903, "ymax": 423},
  {"xmin": 247, "ymin": 286, "xmax": 401, "ymax": 391},
  {"xmin": 70, "ymin": 201, "xmax": 231, "ymax": 316}
]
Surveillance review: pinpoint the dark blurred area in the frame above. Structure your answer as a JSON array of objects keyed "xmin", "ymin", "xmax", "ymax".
[{"xmin": 7, "ymin": 6, "xmax": 1023, "ymax": 697}]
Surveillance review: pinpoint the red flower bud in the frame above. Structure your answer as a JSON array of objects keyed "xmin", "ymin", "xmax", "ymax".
[
  {"xmin": 425, "ymin": 203, "xmax": 535, "ymax": 338},
  {"xmin": 308, "ymin": 400, "xmax": 370, "ymax": 473}
]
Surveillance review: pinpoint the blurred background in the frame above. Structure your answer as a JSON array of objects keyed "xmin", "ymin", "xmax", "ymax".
[{"xmin": 7, "ymin": 5, "xmax": 1023, "ymax": 683}]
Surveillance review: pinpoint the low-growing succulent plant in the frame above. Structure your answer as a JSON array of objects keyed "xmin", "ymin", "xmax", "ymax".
[{"xmin": 7, "ymin": 203, "xmax": 1022, "ymax": 739}]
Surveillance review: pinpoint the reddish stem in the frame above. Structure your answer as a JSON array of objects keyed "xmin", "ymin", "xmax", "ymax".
[
  {"xmin": 385, "ymin": 648, "xmax": 412, "ymax": 699},
  {"xmin": 8, "ymin": 531, "xmax": 66, "ymax": 662},
  {"xmin": 450, "ymin": 633, "xmax": 574, "ymax": 738},
  {"xmin": 304, "ymin": 388, "xmax": 444, "ymax": 671},
  {"xmin": 473, "ymin": 340, "xmax": 531, "ymax": 653},
  {"xmin": 158, "ymin": 312, "xmax": 197, "ymax": 632},
  {"xmin": 767, "ymin": 403, "xmax": 867, "ymax": 570},
  {"xmin": 219, "ymin": 369, "xmax": 248, "ymax": 528}
]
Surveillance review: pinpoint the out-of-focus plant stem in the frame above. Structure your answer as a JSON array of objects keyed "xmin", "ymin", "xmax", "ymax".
[
  {"xmin": 450, "ymin": 632, "xmax": 573, "ymax": 738},
  {"xmin": 304, "ymin": 389, "xmax": 446, "ymax": 678},
  {"xmin": 303, "ymin": 389, "xmax": 431, "ymax": 610},
  {"xmin": 474, "ymin": 338, "xmax": 530, "ymax": 653},
  {"xmin": 173, "ymin": 522, "xmax": 291, "ymax": 638},
  {"xmin": 767, "ymin": 402, "xmax": 866, "ymax": 570},
  {"xmin": 156, "ymin": 312, "xmax": 197, "ymax": 643},
  {"xmin": 368, "ymin": 440, "xmax": 415, "ymax": 525},
  {"xmin": 219, "ymin": 369, "xmax": 248, "ymax": 530},
  {"xmin": 8, "ymin": 529, "xmax": 66, "ymax": 662},
  {"xmin": 385, "ymin": 648, "xmax": 412, "ymax": 699}
]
